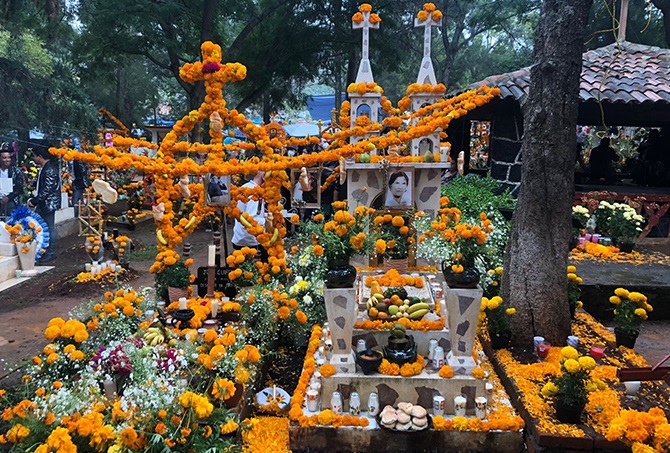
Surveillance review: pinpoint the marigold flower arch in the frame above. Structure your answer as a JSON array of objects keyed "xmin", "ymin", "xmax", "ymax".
[{"xmin": 50, "ymin": 40, "xmax": 500, "ymax": 276}]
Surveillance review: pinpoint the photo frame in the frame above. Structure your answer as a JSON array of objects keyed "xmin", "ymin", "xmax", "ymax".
[
  {"xmin": 384, "ymin": 167, "xmax": 414, "ymax": 209},
  {"xmin": 291, "ymin": 168, "xmax": 321, "ymax": 208},
  {"xmin": 204, "ymin": 174, "xmax": 231, "ymax": 206}
]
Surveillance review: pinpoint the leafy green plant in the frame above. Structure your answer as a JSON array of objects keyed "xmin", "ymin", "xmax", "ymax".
[
  {"xmin": 155, "ymin": 259, "xmax": 192, "ymax": 301},
  {"xmin": 441, "ymin": 175, "xmax": 515, "ymax": 222}
]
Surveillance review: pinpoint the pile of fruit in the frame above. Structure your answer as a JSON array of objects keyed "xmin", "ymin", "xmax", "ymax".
[{"xmin": 365, "ymin": 285, "xmax": 431, "ymax": 320}]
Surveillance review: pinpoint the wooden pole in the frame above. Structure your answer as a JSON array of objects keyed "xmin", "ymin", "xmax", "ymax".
[{"xmin": 618, "ymin": 0, "xmax": 629, "ymax": 42}]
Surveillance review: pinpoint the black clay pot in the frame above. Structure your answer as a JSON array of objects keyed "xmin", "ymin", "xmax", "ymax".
[
  {"xmin": 356, "ymin": 349, "xmax": 383, "ymax": 375},
  {"xmin": 324, "ymin": 260, "xmax": 357, "ymax": 288},
  {"xmin": 554, "ymin": 400, "xmax": 585, "ymax": 424},
  {"xmin": 383, "ymin": 335, "xmax": 417, "ymax": 365},
  {"xmin": 489, "ymin": 330, "xmax": 511, "ymax": 350},
  {"xmin": 615, "ymin": 327, "xmax": 638, "ymax": 349},
  {"xmin": 172, "ymin": 309, "xmax": 195, "ymax": 329},
  {"xmin": 618, "ymin": 241, "xmax": 635, "ymax": 253},
  {"xmin": 441, "ymin": 261, "xmax": 480, "ymax": 289}
]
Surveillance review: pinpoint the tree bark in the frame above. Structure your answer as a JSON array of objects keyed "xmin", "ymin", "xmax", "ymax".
[{"xmin": 502, "ymin": 0, "xmax": 592, "ymax": 346}]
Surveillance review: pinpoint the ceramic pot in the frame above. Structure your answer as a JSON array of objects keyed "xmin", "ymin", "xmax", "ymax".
[
  {"xmin": 614, "ymin": 327, "xmax": 638, "ymax": 349},
  {"xmin": 554, "ymin": 400, "xmax": 585, "ymax": 424},
  {"xmin": 324, "ymin": 259, "xmax": 357, "ymax": 288},
  {"xmin": 441, "ymin": 260, "xmax": 480, "ymax": 289},
  {"xmin": 355, "ymin": 349, "xmax": 383, "ymax": 375},
  {"xmin": 489, "ymin": 330, "xmax": 511, "ymax": 350},
  {"xmin": 224, "ymin": 383, "xmax": 245, "ymax": 409},
  {"xmin": 383, "ymin": 335, "xmax": 417, "ymax": 365},
  {"xmin": 618, "ymin": 241, "xmax": 635, "ymax": 253}
]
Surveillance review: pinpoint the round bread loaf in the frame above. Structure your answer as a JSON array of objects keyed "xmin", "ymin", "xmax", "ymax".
[{"xmin": 411, "ymin": 406, "xmax": 427, "ymax": 418}]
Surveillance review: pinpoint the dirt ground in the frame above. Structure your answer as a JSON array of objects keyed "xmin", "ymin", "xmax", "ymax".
[
  {"xmin": 0, "ymin": 222, "xmax": 667, "ymax": 382},
  {"xmin": 0, "ymin": 220, "xmax": 218, "ymax": 378}
]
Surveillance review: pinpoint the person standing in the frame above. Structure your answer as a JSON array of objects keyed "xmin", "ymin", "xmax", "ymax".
[
  {"xmin": 0, "ymin": 143, "xmax": 24, "ymax": 218},
  {"xmin": 28, "ymin": 146, "xmax": 61, "ymax": 263},
  {"xmin": 589, "ymin": 137, "xmax": 619, "ymax": 183},
  {"xmin": 72, "ymin": 159, "xmax": 90, "ymax": 217},
  {"xmin": 232, "ymin": 171, "xmax": 267, "ymax": 261}
]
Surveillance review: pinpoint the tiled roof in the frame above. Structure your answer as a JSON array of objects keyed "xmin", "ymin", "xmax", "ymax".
[{"xmin": 466, "ymin": 41, "xmax": 670, "ymax": 105}]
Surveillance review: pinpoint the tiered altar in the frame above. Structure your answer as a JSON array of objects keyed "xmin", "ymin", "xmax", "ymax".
[{"xmin": 288, "ymin": 5, "xmax": 523, "ymax": 451}]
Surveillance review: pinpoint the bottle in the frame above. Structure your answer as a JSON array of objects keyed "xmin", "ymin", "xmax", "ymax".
[
  {"xmin": 367, "ymin": 392, "xmax": 379, "ymax": 416},
  {"xmin": 330, "ymin": 391, "xmax": 343, "ymax": 415},
  {"xmin": 349, "ymin": 392, "xmax": 361, "ymax": 416}
]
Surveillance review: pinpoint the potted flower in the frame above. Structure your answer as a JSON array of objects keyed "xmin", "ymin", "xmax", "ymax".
[
  {"xmin": 4, "ymin": 206, "xmax": 47, "ymax": 270},
  {"xmin": 609, "ymin": 287, "xmax": 652, "ymax": 348},
  {"xmin": 541, "ymin": 346, "xmax": 597, "ymax": 424},
  {"xmin": 479, "ymin": 295, "xmax": 515, "ymax": 349},
  {"xmin": 440, "ymin": 214, "xmax": 493, "ymax": 289},
  {"xmin": 603, "ymin": 203, "xmax": 644, "ymax": 252},
  {"xmin": 301, "ymin": 202, "xmax": 374, "ymax": 288},
  {"xmin": 155, "ymin": 258, "xmax": 193, "ymax": 302},
  {"xmin": 374, "ymin": 212, "xmax": 413, "ymax": 273}
]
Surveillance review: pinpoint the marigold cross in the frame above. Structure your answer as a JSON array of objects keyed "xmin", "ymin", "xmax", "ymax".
[
  {"xmin": 414, "ymin": 9, "xmax": 442, "ymax": 85},
  {"xmin": 352, "ymin": 6, "xmax": 380, "ymax": 83}
]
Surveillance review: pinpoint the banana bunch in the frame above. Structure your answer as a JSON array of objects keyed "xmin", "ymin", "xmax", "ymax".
[
  {"xmin": 144, "ymin": 327, "xmax": 166, "ymax": 346},
  {"xmin": 366, "ymin": 292, "xmax": 385, "ymax": 309},
  {"xmin": 407, "ymin": 302, "xmax": 430, "ymax": 319}
]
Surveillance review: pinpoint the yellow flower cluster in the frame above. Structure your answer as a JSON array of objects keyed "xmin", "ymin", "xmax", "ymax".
[{"xmin": 179, "ymin": 391, "xmax": 214, "ymax": 419}]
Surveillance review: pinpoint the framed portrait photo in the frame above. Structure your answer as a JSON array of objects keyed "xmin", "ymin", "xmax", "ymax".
[
  {"xmin": 204, "ymin": 174, "xmax": 231, "ymax": 207},
  {"xmin": 291, "ymin": 168, "xmax": 321, "ymax": 208},
  {"xmin": 384, "ymin": 167, "xmax": 413, "ymax": 209}
]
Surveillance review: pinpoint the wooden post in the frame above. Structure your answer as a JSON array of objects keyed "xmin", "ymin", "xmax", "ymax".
[{"xmin": 618, "ymin": 0, "xmax": 629, "ymax": 42}]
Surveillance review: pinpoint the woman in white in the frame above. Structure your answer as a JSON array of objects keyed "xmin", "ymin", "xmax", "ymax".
[{"xmin": 385, "ymin": 171, "xmax": 411, "ymax": 207}]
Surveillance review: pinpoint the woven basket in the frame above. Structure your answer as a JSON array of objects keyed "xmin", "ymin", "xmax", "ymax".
[
  {"xmin": 167, "ymin": 286, "xmax": 189, "ymax": 303},
  {"xmin": 383, "ymin": 258, "xmax": 409, "ymax": 274}
]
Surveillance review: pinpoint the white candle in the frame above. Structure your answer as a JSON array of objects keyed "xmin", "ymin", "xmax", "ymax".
[
  {"xmin": 85, "ymin": 263, "xmax": 91, "ymax": 272},
  {"xmin": 103, "ymin": 378, "xmax": 116, "ymax": 400},
  {"xmin": 211, "ymin": 300, "xmax": 219, "ymax": 318},
  {"xmin": 208, "ymin": 245, "xmax": 216, "ymax": 267},
  {"xmin": 179, "ymin": 297, "xmax": 188, "ymax": 310},
  {"xmin": 110, "ymin": 263, "xmax": 117, "ymax": 272},
  {"xmin": 454, "ymin": 395, "xmax": 467, "ymax": 416}
]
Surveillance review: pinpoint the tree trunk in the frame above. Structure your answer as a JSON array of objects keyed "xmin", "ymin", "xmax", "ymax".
[{"xmin": 502, "ymin": 0, "xmax": 592, "ymax": 347}]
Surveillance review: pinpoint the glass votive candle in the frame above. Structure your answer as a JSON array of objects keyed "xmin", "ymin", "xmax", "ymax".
[{"xmin": 590, "ymin": 343, "xmax": 605, "ymax": 362}]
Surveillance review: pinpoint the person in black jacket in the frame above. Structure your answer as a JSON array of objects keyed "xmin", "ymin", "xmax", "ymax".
[
  {"xmin": 28, "ymin": 146, "xmax": 61, "ymax": 263},
  {"xmin": 72, "ymin": 159, "xmax": 90, "ymax": 217},
  {"xmin": 0, "ymin": 143, "xmax": 24, "ymax": 218}
]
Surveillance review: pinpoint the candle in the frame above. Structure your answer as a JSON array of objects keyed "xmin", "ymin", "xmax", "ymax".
[
  {"xmin": 103, "ymin": 378, "xmax": 117, "ymax": 400},
  {"xmin": 208, "ymin": 245, "xmax": 216, "ymax": 267},
  {"xmin": 85, "ymin": 263, "xmax": 91, "ymax": 272},
  {"xmin": 454, "ymin": 395, "xmax": 467, "ymax": 416},
  {"xmin": 211, "ymin": 300, "xmax": 219, "ymax": 318},
  {"xmin": 590, "ymin": 343, "xmax": 605, "ymax": 362},
  {"xmin": 537, "ymin": 341, "xmax": 551, "ymax": 361},
  {"xmin": 475, "ymin": 396, "xmax": 487, "ymax": 419},
  {"xmin": 179, "ymin": 297, "xmax": 188, "ymax": 310}
]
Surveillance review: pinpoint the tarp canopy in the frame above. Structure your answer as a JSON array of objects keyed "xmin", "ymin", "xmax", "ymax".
[
  {"xmin": 283, "ymin": 123, "xmax": 320, "ymax": 137},
  {"xmin": 306, "ymin": 94, "xmax": 346, "ymax": 122}
]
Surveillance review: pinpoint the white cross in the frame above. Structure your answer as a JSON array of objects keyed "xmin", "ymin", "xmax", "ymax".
[
  {"xmin": 353, "ymin": 10, "xmax": 380, "ymax": 84},
  {"xmin": 414, "ymin": 12, "xmax": 442, "ymax": 85}
]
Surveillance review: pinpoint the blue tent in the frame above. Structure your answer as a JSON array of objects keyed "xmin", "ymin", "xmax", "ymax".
[
  {"xmin": 283, "ymin": 123, "xmax": 321, "ymax": 137},
  {"xmin": 306, "ymin": 94, "xmax": 346, "ymax": 122}
]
